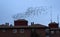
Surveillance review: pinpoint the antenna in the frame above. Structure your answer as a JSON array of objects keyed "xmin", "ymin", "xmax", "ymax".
[
  {"xmin": 50, "ymin": 6, "xmax": 52, "ymax": 22},
  {"xmin": 57, "ymin": 14, "xmax": 59, "ymax": 25},
  {"xmin": 50, "ymin": 11, "xmax": 52, "ymax": 22}
]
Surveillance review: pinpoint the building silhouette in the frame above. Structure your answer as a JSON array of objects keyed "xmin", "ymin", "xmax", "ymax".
[{"xmin": 0, "ymin": 19, "xmax": 60, "ymax": 37}]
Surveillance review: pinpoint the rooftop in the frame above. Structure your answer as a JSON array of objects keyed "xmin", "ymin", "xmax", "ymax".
[{"xmin": 14, "ymin": 19, "xmax": 28, "ymax": 21}]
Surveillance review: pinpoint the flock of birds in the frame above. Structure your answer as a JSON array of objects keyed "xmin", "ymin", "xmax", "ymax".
[{"xmin": 12, "ymin": 6, "xmax": 48, "ymax": 20}]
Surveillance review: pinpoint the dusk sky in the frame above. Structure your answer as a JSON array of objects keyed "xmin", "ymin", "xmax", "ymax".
[{"xmin": 0, "ymin": 0, "xmax": 60, "ymax": 26}]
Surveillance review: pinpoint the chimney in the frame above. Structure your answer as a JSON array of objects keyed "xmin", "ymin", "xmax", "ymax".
[
  {"xmin": 31, "ymin": 22, "xmax": 34, "ymax": 25},
  {"xmin": 14, "ymin": 19, "xmax": 28, "ymax": 26},
  {"xmin": 10, "ymin": 24, "xmax": 13, "ymax": 27},
  {"xmin": 5, "ymin": 23, "xmax": 9, "ymax": 26}
]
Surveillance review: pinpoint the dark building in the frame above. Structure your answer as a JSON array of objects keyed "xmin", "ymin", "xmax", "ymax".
[
  {"xmin": 0, "ymin": 26, "xmax": 31, "ymax": 37},
  {"xmin": 14, "ymin": 19, "xmax": 28, "ymax": 26},
  {"xmin": 0, "ymin": 25, "xmax": 47, "ymax": 37},
  {"xmin": 48, "ymin": 22, "xmax": 60, "ymax": 37},
  {"xmin": 30, "ymin": 23, "xmax": 48, "ymax": 37},
  {"xmin": 0, "ymin": 19, "xmax": 60, "ymax": 37},
  {"xmin": 0, "ymin": 19, "xmax": 48, "ymax": 37},
  {"xmin": 48, "ymin": 22, "xmax": 59, "ymax": 28},
  {"xmin": 49, "ymin": 28, "xmax": 60, "ymax": 37}
]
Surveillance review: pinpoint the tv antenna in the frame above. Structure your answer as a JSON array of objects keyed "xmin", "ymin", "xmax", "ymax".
[
  {"xmin": 50, "ymin": 6, "xmax": 52, "ymax": 22},
  {"xmin": 57, "ymin": 14, "xmax": 59, "ymax": 25}
]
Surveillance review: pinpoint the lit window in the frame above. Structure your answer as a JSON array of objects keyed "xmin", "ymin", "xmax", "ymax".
[
  {"xmin": 20, "ymin": 29, "xmax": 24, "ymax": 33},
  {"xmin": 13, "ymin": 29, "xmax": 17, "ymax": 33},
  {"xmin": 51, "ymin": 31, "xmax": 54, "ymax": 34}
]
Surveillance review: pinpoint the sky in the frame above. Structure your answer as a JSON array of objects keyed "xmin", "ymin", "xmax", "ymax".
[{"xmin": 0, "ymin": 0, "xmax": 60, "ymax": 26}]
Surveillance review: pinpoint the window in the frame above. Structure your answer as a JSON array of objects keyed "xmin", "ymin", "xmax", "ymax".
[
  {"xmin": 2, "ymin": 29, "xmax": 6, "ymax": 32},
  {"xmin": 32, "ymin": 29, "xmax": 35, "ymax": 32},
  {"xmin": 51, "ymin": 31, "xmax": 54, "ymax": 34},
  {"xmin": 20, "ymin": 29, "xmax": 24, "ymax": 33},
  {"xmin": 45, "ymin": 29, "xmax": 49, "ymax": 33},
  {"xmin": 46, "ymin": 35, "xmax": 49, "ymax": 37},
  {"xmin": 13, "ymin": 29, "xmax": 17, "ymax": 33},
  {"xmin": 56, "ymin": 30, "xmax": 59, "ymax": 33},
  {"xmin": 45, "ymin": 29, "xmax": 49, "ymax": 31},
  {"xmin": 45, "ymin": 29, "xmax": 49, "ymax": 35}
]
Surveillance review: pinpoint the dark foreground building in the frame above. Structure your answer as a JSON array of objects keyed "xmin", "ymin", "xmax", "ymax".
[{"xmin": 0, "ymin": 19, "xmax": 60, "ymax": 37}]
